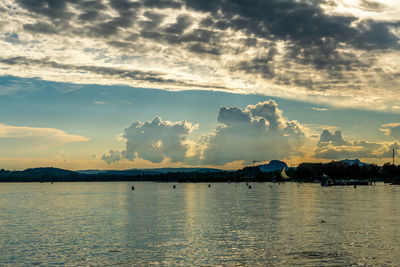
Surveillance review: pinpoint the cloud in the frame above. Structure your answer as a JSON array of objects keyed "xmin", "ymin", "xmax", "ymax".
[
  {"xmin": 121, "ymin": 117, "xmax": 197, "ymax": 164},
  {"xmin": 1, "ymin": 0, "xmax": 400, "ymax": 110},
  {"xmin": 314, "ymin": 129, "xmax": 398, "ymax": 159},
  {"xmin": 0, "ymin": 123, "xmax": 89, "ymax": 143},
  {"xmin": 318, "ymin": 130, "xmax": 349, "ymax": 146},
  {"xmin": 360, "ymin": 0, "xmax": 387, "ymax": 11},
  {"xmin": 102, "ymin": 116, "xmax": 197, "ymax": 164},
  {"xmin": 0, "ymin": 56, "xmax": 229, "ymax": 91},
  {"xmin": 377, "ymin": 142, "xmax": 400, "ymax": 158},
  {"xmin": 380, "ymin": 123, "xmax": 400, "ymax": 139},
  {"xmin": 312, "ymin": 107, "xmax": 328, "ymax": 111},
  {"xmin": 101, "ymin": 150, "xmax": 121, "ymax": 164},
  {"xmin": 102, "ymin": 100, "xmax": 306, "ymax": 166},
  {"xmin": 200, "ymin": 100, "xmax": 305, "ymax": 165},
  {"xmin": 23, "ymin": 22, "xmax": 58, "ymax": 34}
]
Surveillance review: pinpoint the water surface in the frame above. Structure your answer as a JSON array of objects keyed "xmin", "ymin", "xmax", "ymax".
[{"xmin": 1, "ymin": 182, "xmax": 400, "ymax": 266}]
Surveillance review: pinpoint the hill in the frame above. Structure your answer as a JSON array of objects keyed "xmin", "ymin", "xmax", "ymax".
[
  {"xmin": 257, "ymin": 160, "xmax": 288, "ymax": 173},
  {"xmin": 77, "ymin": 167, "xmax": 223, "ymax": 176}
]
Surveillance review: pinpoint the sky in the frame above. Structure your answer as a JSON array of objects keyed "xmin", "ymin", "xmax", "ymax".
[{"xmin": 0, "ymin": 0, "xmax": 400, "ymax": 170}]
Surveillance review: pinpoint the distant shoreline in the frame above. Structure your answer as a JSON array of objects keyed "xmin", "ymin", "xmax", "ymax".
[{"xmin": 1, "ymin": 159, "xmax": 399, "ymax": 184}]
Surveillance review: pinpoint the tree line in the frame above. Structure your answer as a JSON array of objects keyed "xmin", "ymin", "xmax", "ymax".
[{"xmin": 1, "ymin": 161, "xmax": 400, "ymax": 183}]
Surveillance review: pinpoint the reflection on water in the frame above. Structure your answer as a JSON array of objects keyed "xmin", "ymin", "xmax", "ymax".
[{"xmin": 1, "ymin": 182, "xmax": 400, "ymax": 265}]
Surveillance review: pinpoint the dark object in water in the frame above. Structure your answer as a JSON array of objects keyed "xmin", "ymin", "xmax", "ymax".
[
  {"xmin": 131, "ymin": 186, "xmax": 134, "ymax": 190},
  {"xmin": 173, "ymin": 185, "xmax": 176, "ymax": 189},
  {"xmin": 208, "ymin": 184, "xmax": 211, "ymax": 187},
  {"xmin": 320, "ymin": 220, "xmax": 326, "ymax": 223},
  {"xmin": 248, "ymin": 185, "xmax": 252, "ymax": 189}
]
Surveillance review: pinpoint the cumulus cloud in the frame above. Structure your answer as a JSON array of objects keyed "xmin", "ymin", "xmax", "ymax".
[
  {"xmin": 101, "ymin": 150, "xmax": 121, "ymax": 164},
  {"xmin": 314, "ymin": 129, "xmax": 398, "ymax": 159},
  {"xmin": 0, "ymin": 123, "xmax": 89, "ymax": 143},
  {"xmin": 102, "ymin": 100, "xmax": 306, "ymax": 166},
  {"xmin": 120, "ymin": 116, "xmax": 197, "ymax": 164},
  {"xmin": 200, "ymin": 100, "xmax": 305, "ymax": 165},
  {"xmin": 380, "ymin": 123, "xmax": 400, "ymax": 139},
  {"xmin": 1, "ymin": 0, "xmax": 400, "ymax": 109}
]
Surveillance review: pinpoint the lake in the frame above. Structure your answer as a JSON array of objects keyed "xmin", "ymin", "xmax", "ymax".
[{"xmin": 1, "ymin": 182, "xmax": 400, "ymax": 266}]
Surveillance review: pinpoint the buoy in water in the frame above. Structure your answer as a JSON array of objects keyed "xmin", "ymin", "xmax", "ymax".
[
  {"xmin": 208, "ymin": 184, "xmax": 211, "ymax": 188},
  {"xmin": 248, "ymin": 185, "xmax": 252, "ymax": 189},
  {"xmin": 131, "ymin": 186, "xmax": 134, "ymax": 190},
  {"xmin": 173, "ymin": 185, "xmax": 176, "ymax": 189}
]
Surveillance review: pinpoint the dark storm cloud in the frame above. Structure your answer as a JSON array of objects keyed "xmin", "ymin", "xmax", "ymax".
[
  {"xmin": 17, "ymin": 0, "xmax": 138, "ymax": 38},
  {"xmin": 23, "ymin": 22, "xmax": 58, "ymax": 34},
  {"xmin": 15, "ymin": 0, "xmax": 400, "ymax": 55},
  {"xmin": 142, "ymin": 0, "xmax": 182, "ymax": 9},
  {"xmin": 87, "ymin": 1, "xmax": 139, "ymax": 37},
  {"xmin": 164, "ymin": 14, "xmax": 193, "ymax": 35},
  {"xmin": 77, "ymin": 1, "xmax": 108, "ymax": 21},
  {"xmin": 180, "ymin": 29, "xmax": 219, "ymax": 44},
  {"xmin": 236, "ymin": 47, "xmax": 277, "ymax": 79},
  {"xmin": 139, "ymin": 11, "xmax": 166, "ymax": 31},
  {"xmin": 11, "ymin": 0, "xmax": 400, "ymax": 96},
  {"xmin": 139, "ymin": 27, "xmax": 222, "ymax": 55},
  {"xmin": 185, "ymin": 0, "xmax": 398, "ymax": 50},
  {"xmin": 188, "ymin": 43, "xmax": 221, "ymax": 56},
  {"xmin": 354, "ymin": 21, "xmax": 400, "ymax": 50},
  {"xmin": 184, "ymin": 0, "xmax": 400, "ymax": 73},
  {"xmin": 16, "ymin": 0, "xmax": 76, "ymax": 19}
]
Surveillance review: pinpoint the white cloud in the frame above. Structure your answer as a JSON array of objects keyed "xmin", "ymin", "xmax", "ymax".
[
  {"xmin": 200, "ymin": 100, "xmax": 305, "ymax": 165},
  {"xmin": 0, "ymin": 123, "xmax": 89, "ymax": 143},
  {"xmin": 119, "ymin": 117, "xmax": 198, "ymax": 164},
  {"xmin": 314, "ymin": 129, "xmax": 398, "ymax": 159},
  {"xmin": 312, "ymin": 107, "xmax": 328, "ymax": 111},
  {"xmin": 102, "ymin": 100, "xmax": 307, "ymax": 166}
]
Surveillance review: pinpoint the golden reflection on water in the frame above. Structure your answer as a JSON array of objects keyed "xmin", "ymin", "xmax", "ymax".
[{"xmin": 1, "ymin": 182, "xmax": 400, "ymax": 265}]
